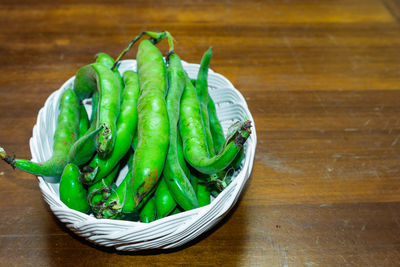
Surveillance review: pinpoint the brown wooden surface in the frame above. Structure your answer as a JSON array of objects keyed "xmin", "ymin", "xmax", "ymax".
[{"xmin": 1, "ymin": 0, "xmax": 400, "ymax": 266}]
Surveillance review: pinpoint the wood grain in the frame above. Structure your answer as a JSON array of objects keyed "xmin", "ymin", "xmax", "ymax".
[{"xmin": 1, "ymin": 0, "xmax": 400, "ymax": 266}]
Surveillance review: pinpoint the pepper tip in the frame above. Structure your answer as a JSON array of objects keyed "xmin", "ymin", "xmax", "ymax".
[
  {"xmin": 0, "ymin": 147, "xmax": 6, "ymax": 160},
  {"xmin": 80, "ymin": 166, "xmax": 99, "ymax": 184}
]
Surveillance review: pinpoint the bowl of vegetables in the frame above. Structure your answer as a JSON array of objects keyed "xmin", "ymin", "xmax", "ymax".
[{"xmin": 0, "ymin": 32, "xmax": 257, "ymax": 251}]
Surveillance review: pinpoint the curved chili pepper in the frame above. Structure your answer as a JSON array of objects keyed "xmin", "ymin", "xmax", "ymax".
[{"xmin": 0, "ymin": 89, "xmax": 80, "ymax": 177}]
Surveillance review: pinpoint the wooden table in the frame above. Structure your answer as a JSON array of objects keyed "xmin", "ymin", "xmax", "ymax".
[{"xmin": 1, "ymin": 0, "xmax": 400, "ymax": 266}]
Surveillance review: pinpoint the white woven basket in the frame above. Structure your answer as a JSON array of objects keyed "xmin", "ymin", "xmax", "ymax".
[{"xmin": 30, "ymin": 60, "xmax": 257, "ymax": 251}]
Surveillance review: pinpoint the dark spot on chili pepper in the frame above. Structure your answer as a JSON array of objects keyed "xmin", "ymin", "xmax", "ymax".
[
  {"xmin": 86, "ymin": 166, "xmax": 95, "ymax": 172},
  {"xmin": 242, "ymin": 120, "xmax": 252, "ymax": 130},
  {"xmin": 134, "ymin": 192, "xmax": 146, "ymax": 208},
  {"xmin": 96, "ymin": 143, "xmax": 102, "ymax": 153},
  {"xmin": 234, "ymin": 134, "xmax": 247, "ymax": 147},
  {"xmin": 149, "ymin": 37, "xmax": 157, "ymax": 44},
  {"xmin": 233, "ymin": 120, "xmax": 252, "ymax": 147},
  {"xmin": 4, "ymin": 153, "xmax": 16, "ymax": 169},
  {"xmin": 102, "ymin": 126, "xmax": 110, "ymax": 137},
  {"xmin": 103, "ymin": 187, "xmax": 111, "ymax": 193},
  {"xmin": 166, "ymin": 50, "xmax": 175, "ymax": 62},
  {"xmin": 79, "ymin": 175, "xmax": 86, "ymax": 184}
]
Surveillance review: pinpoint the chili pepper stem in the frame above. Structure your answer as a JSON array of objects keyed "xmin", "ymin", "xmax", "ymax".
[
  {"xmin": 0, "ymin": 147, "xmax": 6, "ymax": 160},
  {"xmin": 234, "ymin": 120, "xmax": 252, "ymax": 146},
  {"xmin": 97, "ymin": 124, "xmax": 113, "ymax": 155},
  {"xmin": 112, "ymin": 32, "xmax": 146, "ymax": 70},
  {"xmin": 97, "ymin": 200, "xmax": 122, "ymax": 219},
  {"xmin": 112, "ymin": 31, "xmax": 168, "ymax": 70},
  {"xmin": 80, "ymin": 166, "xmax": 99, "ymax": 184},
  {"xmin": 164, "ymin": 31, "xmax": 175, "ymax": 53},
  {"xmin": 0, "ymin": 147, "xmax": 16, "ymax": 168},
  {"xmin": 95, "ymin": 185, "xmax": 126, "ymax": 219}
]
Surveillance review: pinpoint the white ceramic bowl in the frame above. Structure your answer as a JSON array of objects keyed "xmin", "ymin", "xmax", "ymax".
[{"xmin": 30, "ymin": 60, "xmax": 257, "ymax": 251}]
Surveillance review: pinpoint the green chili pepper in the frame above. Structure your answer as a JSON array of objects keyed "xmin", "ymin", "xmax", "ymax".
[
  {"xmin": 0, "ymin": 89, "xmax": 80, "ymax": 177},
  {"xmin": 96, "ymin": 32, "xmax": 172, "ymax": 218},
  {"xmin": 76, "ymin": 52, "xmax": 111, "ymax": 140},
  {"xmin": 176, "ymin": 132, "xmax": 190, "ymax": 176},
  {"xmin": 95, "ymin": 145, "xmax": 147, "ymax": 219},
  {"xmin": 195, "ymin": 49, "xmax": 245, "ymax": 172},
  {"xmin": 95, "ymin": 52, "xmax": 124, "ymax": 97},
  {"xmin": 73, "ymin": 63, "xmax": 120, "ymax": 156},
  {"xmin": 95, "ymin": 52, "xmax": 116, "ymax": 69},
  {"xmin": 67, "ymin": 126, "xmax": 103, "ymax": 167},
  {"xmin": 139, "ymin": 196, "xmax": 156, "ymax": 223},
  {"xmin": 179, "ymin": 73, "xmax": 252, "ymax": 174},
  {"xmin": 196, "ymin": 47, "xmax": 215, "ymax": 156},
  {"xmin": 192, "ymin": 175, "xmax": 211, "ymax": 207},
  {"xmin": 73, "ymin": 64, "xmax": 97, "ymax": 101},
  {"xmin": 89, "ymin": 91, "xmax": 99, "ymax": 126},
  {"xmin": 81, "ymin": 70, "xmax": 140, "ymax": 184},
  {"xmin": 129, "ymin": 38, "xmax": 169, "ymax": 208},
  {"xmin": 230, "ymin": 148, "xmax": 245, "ymax": 170},
  {"xmin": 155, "ymin": 176, "xmax": 176, "ymax": 219},
  {"xmin": 204, "ymin": 76, "xmax": 245, "ymax": 172},
  {"xmin": 207, "ymin": 95, "xmax": 225, "ymax": 154},
  {"xmin": 111, "ymin": 31, "xmax": 169, "ymax": 70},
  {"xmin": 163, "ymin": 52, "xmax": 198, "ymax": 211},
  {"xmin": 97, "ymin": 32, "xmax": 169, "ymax": 213},
  {"xmin": 197, "ymin": 49, "xmax": 236, "ymax": 197},
  {"xmin": 78, "ymin": 104, "xmax": 90, "ymax": 139},
  {"xmin": 88, "ymin": 163, "xmax": 120, "ymax": 213},
  {"xmin": 191, "ymin": 63, "xmax": 226, "ymax": 157},
  {"xmin": 97, "ymin": 170, "xmax": 155, "ymax": 218},
  {"xmin": 98, "ymin": 170, "xmax": 132, "ymax": 218},
  {"xmin": 59, "ymin": 163, "xmax": 90, "ymax": 213}
]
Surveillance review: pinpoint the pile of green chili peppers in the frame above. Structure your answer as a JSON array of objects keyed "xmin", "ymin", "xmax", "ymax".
[{"xmin": 0, "ymin": 31, "xmax": 252, "ymax": 222}]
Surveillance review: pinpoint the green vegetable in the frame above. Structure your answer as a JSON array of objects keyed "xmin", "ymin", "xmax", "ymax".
[
  {"xmin": 163, "ymin": 51, "xmax": 198, "ymax": 211},
  {"xmin": 59, "ymin": 163, "xmax": 89, "ymax": 213},
  {"xmin": 155, "ymin": 176, "xmax": 177, "ymax": 219},
  {"xmin": 95, "ymin": 52, "xmax": 124, "ymax": 97},
  {"xmin": 0, "ymin": 89, "xmax": 80, "ymax": 177},
  {"xmin": 88, "ymin": 163, "xmax": 120, "ymax": 213},
  {"xmin": 89, "ymin": 91, "xmax": 99, "ymax": 126},
  {"xmin": 195, "ymin": 47, "xmax": 215, "ymax": 156},
  {"xmin": 98, "ymin": 170, "xmax": 155, "ymax": 218},
  {"xmin": 73, "ymin": 63, "xmax": 121, "ymax": 156},
  {"xmin": 81, "ymin": 70, "xmax": 140, "ymax": 184},
  {"xmin": 207, "ymin": 95, "xmax": 225, "ymax": 154},
  {"xmin": 192, "ymin": 175, "xmax": 210, "ymax": 207},
  {"xmin": 78, "ymin": 104, "xmax": 90, "ymax": 139},
  {"xmin": 139, "ymin": 196, "xmax": 156, "ymax": 223},
  {"xmin": 180, "ymin": 73, "xmax": 252, "ymax": 174},
  {"xmin": 68, "ymin": 126, "xmax": 103, "ymax": 167},
  {"xmin": 130, "ymin": 38, "xmax": 169, "ymax": 208}
]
